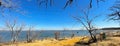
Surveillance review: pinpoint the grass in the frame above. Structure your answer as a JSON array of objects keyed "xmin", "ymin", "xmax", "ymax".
[{"xmin": 0, "ymin": 36, "xmax": 120, "ymax": 46}]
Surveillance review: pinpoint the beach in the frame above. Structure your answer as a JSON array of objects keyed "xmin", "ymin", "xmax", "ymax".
[
  {"xmin": 1, "ymin": 37, "xmax": 89, "ymax": 46},
  {"xmin": 0, "ymin": 31, "xmax": 120, "ymax": 46},
  {"xmin": 0, "ymin": 36, "xmax": 120, "ymax": 46}
]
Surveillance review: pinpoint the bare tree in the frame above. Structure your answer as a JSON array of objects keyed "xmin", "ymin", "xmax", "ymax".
[
  {"xmin": 26, "ymin": 25, "xmax": 33, "ymax": 43},
  {"xmin": 108, "ymin": 0, "xmax": 120, "ymax": 21},
  {"xmin": 54, "ymin": 31, "xmax": 60, "ymax": 40},
  {"xmin": 0, "ymin": 0, "xmax": 107, "ymax": 17},
  {"xmin": 26, "ymin": 25, "xmax": 40, "ymax": 43},
  {"xmin": 5, "ymin": 19, "xmax": 25, "ymax": 43},
  {"xmin": 14, "ymin": 23, "xmax": 25, "ymax": 42},
  {"xmin": 72, "ymin": 10, "xmax": 98, "ymax": 42},
  {"xmin": 0, "ymin": 0, "xmax": 106, "ymax": 9},
  {"xmin": 37, "ymin": 0, "xmax": 105, "ymax": 9},
  {"xmin": 0, "ymin": 0, "xmax": 25, "ymax": 16}
]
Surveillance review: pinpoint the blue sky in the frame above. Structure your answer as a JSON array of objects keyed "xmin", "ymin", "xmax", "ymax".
[{"xmin": 0, "ymin": 0, "xmax": 119, "ymax": 30}]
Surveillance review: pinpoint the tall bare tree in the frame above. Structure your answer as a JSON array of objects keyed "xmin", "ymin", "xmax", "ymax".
[
  {"xmin": 5, "ymin": 19, "xmax": 25, "ymax": 43},
  {"xmin": 72, "ymin": 9, "xmax": 98, "ymax": 42}
]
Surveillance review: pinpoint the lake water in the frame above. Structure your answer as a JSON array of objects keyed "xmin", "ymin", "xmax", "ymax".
[{"xmin": 0, "ymin": 30, "xmax": 91, "ymax": 42}]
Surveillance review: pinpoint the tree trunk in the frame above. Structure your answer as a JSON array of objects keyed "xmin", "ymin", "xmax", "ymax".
[
  {"xmin": 88, "ymin": 30, "xmax": 94, "ymax": 40},
  {"xmin": 88, "ymin": 30, "xmax": 97, "ymax": 42}
]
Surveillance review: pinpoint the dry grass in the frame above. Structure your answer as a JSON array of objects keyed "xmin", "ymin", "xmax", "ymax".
[
  {"xmin": 90, "ymin": 37, "xmax": 120, "ymax": 46},
  {"xmin": 1, "ymin": 37, "xmax": 120, "ymax": 46},
  {"xmin": 0, "ymin": 37, "xmax": 87, "ymax": 46}
]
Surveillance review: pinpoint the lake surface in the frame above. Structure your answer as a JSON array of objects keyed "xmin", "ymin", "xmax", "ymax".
[{"xmin": 0, "ymin": 30, "xmax": 91, "ymax": 42}]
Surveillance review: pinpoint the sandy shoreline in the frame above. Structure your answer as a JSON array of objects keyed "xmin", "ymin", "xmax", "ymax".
[
  {"xmin": 1, "ymin": 37, "xmax": 120, "ymax": 46},
  {"xmin": 1, "ymin": 37, "xmax": 89, "ymax": 46},
  {"xmin": 1, "ymin": 34, "xmax": 120, "ymax": 46}
]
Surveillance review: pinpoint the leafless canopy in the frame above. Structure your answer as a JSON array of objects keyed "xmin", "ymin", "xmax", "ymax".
[
  {"xmin": 109, "ymin": 0, "xmax": 120, "ymax": 21},
  {"xmin": 72, "ymin": 9, "xmax": 99, "ymax": 42},
  {"xmin": 26, "ymin": 25, "xmax": 40, "ymax": 43},
  {"xmin": 37, "ymin": 0, "xmax": 106, "ymax": 9},
  {"xmin": 5, "ymin": 19, "xmax": 25, "ymax": 43},
  {"xmin": 0, "ymin": 0, "xmax": 24, "ymax": 16}
]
